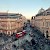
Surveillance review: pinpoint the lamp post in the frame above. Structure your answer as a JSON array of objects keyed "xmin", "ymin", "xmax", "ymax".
[
  {"xmin": 7, "ymin": 10, "xmax": 9, "ymax": 35},
  {"xmin": 17, "ymin": 21, "xmax": 20, "ymax": 48}
]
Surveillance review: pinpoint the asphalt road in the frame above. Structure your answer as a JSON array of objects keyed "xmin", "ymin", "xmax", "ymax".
[
  {"xmin": 20, "ymin": 23, "xmax": 50, "ymax": 50},
  {"xmin": 0, "ymin": 23, "xmax": 50, "ymax": 50}
]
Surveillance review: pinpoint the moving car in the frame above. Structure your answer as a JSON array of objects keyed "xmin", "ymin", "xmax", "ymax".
[{"xmin": 29, "ymin": 32, "xmax": 33, "ymax": 37}]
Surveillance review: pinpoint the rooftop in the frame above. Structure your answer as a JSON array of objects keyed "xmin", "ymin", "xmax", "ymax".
[
  {"xmin": 36, "ymin": 7, "xmax": 50, "ymax": 16},
  {"xmin": 0, "ymin": 12, "xmax": 22, "ymax": 18}
]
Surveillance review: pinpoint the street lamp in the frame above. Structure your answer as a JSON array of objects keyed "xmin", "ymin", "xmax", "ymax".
[{"xmin": 17, "ymin": 21, "xmax": 20, "ymax": 48}]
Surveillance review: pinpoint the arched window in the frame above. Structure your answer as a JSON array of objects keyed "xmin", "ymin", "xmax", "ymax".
[
  {"xmin": 31, "ymin": 17, "xmax": 33, "ymax": 19},
  {"xmin": 46, "ymin": 30, "xmax": 48, "ymax": 33}
]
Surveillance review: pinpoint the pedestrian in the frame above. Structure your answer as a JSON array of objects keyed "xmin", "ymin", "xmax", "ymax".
[{"xmin": 31, "ymin": 39, "xmax": 36, "ymax": 46}]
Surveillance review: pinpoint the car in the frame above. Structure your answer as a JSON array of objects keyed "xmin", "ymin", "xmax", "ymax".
[
  {"xmin": 29, "ymin": 32, "xmax": 33, "ymax": 37},
  {"xmin": 16, "ymin": 32, "xmax": 23, "ymax": 38},
  {"xmin": 12, "ymin": 44, "xmax": 16, "ymax": 48},
  {"xmin": 22, "ymin": 30, "xmax": 26, "ymax": 32}
]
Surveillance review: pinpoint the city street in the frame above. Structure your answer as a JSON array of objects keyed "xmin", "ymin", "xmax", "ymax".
[
  {"xmin": 0, "ymin": 0, "xmax": 50, "ymax": 50},
  {"xmin": 13, "ymin": 23, "xmax": 50, "ymax": 50},
  {"xmin": 12, "ymin": 23, "xmax": 33, "ymax": 48},
  {"xmin": 0, "ymin": 22, "xmax": 50, "ymax": 50},
  {"xmin": 0, "ymin": 23, "xmax": 33, "ymax": 50}
]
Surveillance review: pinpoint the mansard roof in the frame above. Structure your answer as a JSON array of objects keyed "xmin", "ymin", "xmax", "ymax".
[
  {"xmin": 38, "ymin": 8, "xmax": 45, "ymax": 14},
  {"xmin": 36, "ymin": 7, "xmax": 50, "ymax": 16},
  {"xmin": 0, "ymin": 12, "xmax": 22, "ymax": 18},
  {"xmin": 46, "ymin": 7, "xmax": 50, "ymax": 11}
]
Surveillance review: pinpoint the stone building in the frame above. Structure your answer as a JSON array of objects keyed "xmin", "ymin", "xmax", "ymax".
[
  {"xmin": 31, "ymin": 8, "xmax": 50, "ymax": 39},
  {"xmin": 0, "ymin": 12, "xmax": 26, "ymax": 35}
]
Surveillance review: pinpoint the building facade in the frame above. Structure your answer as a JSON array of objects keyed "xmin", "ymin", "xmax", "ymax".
[
  {"xmin": 0, "ymin": 12, "xmax": 26, "ymax": 35},
  {"xmin": 31, "ymin": 8, "xmax": 50, "ymax": 39}
]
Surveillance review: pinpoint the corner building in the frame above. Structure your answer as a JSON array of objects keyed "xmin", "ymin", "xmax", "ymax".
[
  {"xmin": 0, "ymin": 12, "xmax": 26, "ymax": 35},
  {"xmin": 31, "ymin": 8, "xmax": 50, "ymax": 39}
]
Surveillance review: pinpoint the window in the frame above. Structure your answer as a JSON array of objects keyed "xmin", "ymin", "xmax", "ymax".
[
  {"xmin": 0, "ymin": 15, "xmax": 7, "ymax": 16},
  {"xmin": 31, "ymin": 17, "xmax": 33, "ymax": 19},
  {"xmin": 48, "ymin": 22, "xmax": 50, "ymax": 27},
  {"xmin": 46, "ymin": 22, "xmax": 48, "ymax": 27},
  {"xmin": 43, "ymin": 22, "xmax": 44, "ymax": 26},
  {"xmin": 46, "ymin": 30, "xmax": 48, "ymax": 33},
  {"xmin": 47, "ymin": 12, "xmax": 50, "ymax": 15},
  {"xmin": 47, "ymin": 12, "xmax": 50, "ymax": 13}
]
